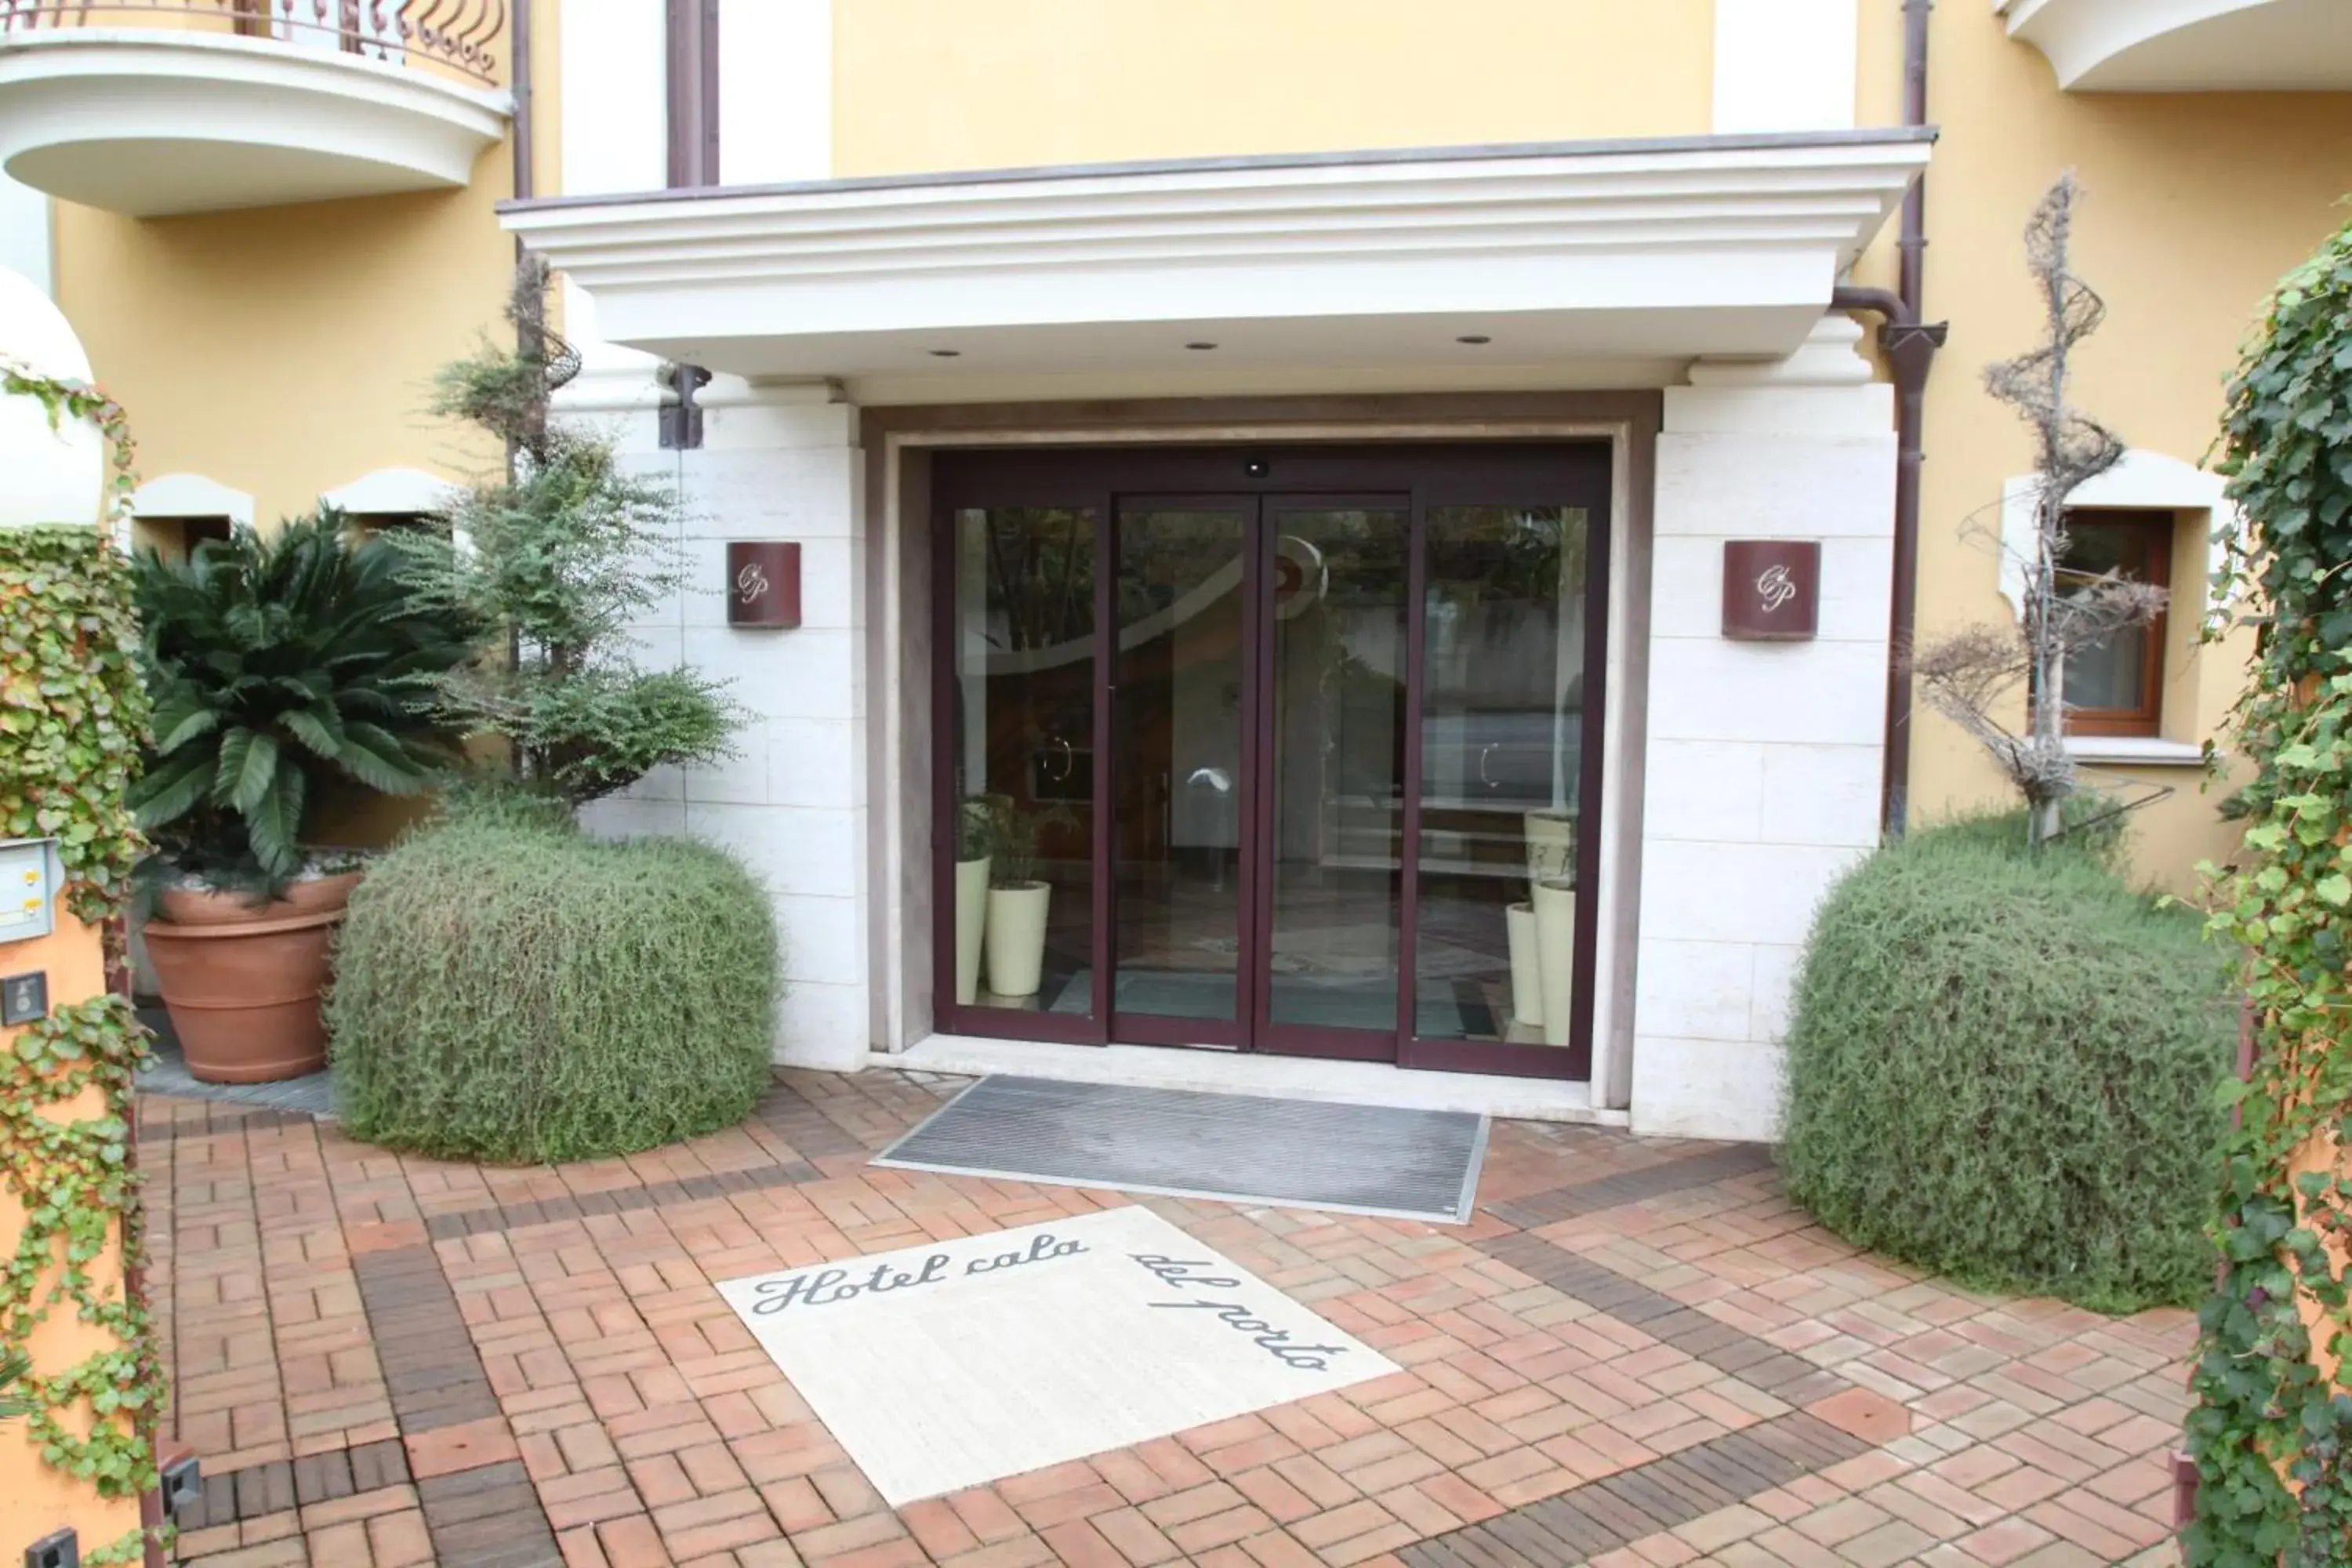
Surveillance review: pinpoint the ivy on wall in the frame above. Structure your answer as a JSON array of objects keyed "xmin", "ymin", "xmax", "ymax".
[
  {"xmin": 0, "ymin": 528, "xmax": 148, "ymax": 924},
  {"xmin": 0, "ymin": 361, "xmax": 163, "ymax": 1566},
  {"xmin": 1, "ymin": 996, "xmax": 162, "ymax": 1561},
  {"xmin": 2187, "ymin": 221, "xmax": 2352, "ymax": 1566}
]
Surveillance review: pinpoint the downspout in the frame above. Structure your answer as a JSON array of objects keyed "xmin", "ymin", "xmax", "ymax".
[
  {"xmin": 1832, "ymin": 0, "xmax": 1946, "ymax": 837},
  {"xmin": 507, "ymin": 2, "xmax": 535, "ymax": 678},
  {"xmin": 510, "ymin": 0, "xmax": 535, "ymax": 211}
]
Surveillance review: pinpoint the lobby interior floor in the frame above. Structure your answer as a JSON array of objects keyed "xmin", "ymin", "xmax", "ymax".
[{"xmin": 144, "ymin": 1069, "xmax": 2187, "ymax": 1567}]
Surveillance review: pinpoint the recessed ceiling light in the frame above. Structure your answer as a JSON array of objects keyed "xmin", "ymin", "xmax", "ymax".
[
  {"xmin": 1457, "ymin": 335, "xmax": 1492, "ymax": 346},
  {"xmin": 1185, "ymin": 342, "xmax": 1218, "ymax": 351},
  {"xmin": 928, "ymin": 349, "xmax": 961, "ymax": 358}
]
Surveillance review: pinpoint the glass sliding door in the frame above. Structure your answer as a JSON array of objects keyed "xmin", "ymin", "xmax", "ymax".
[
  {"xmin": 1406, "ymin": 502, "xmax": 1606, "ymax": 1079},
  {"xmin": 943, "ymin": 503, "xmax": 1102, "ymax": 1036},
  {"xmin": 1257, "ymin": 500, "xmax": 1410, "ymax": 1058},
  {"xmin": 1109, "ymin": 502, "xmax": 1253, "ymax": 1045},
  {"xmin": 934, "ymin": 445, "xmax": 1610, "ymax": 1079}
]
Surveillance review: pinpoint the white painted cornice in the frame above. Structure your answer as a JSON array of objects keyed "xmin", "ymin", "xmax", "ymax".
[
  {"xmin": 0, "ymin": 30, "xmax": 510, "ymax": 216},
  {"xmin": 319, "ymin": 466, "xmax": 463, "ymax": 517},
  {"xmin": 131, "ymin": 473, "xmax": 255, "ymax": 528},
  {"xmin": 1997, "ymin": 0, "xmax": 2352, "ymax": 92},
  {"xmin": 504, "ymin": 131, "xmax": 1933, "ymax": 383},
  {"xmin": 1997, "ymin": 449, "xmax": 2238, "ymax": 622}
]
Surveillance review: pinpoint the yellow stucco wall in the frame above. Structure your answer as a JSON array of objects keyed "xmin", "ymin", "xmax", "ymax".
[
  {"xmin": 50, "ymin": 0, "xmax": 560, "ymax": 532},
  {"xmin": 831, "ymin": 0, "xmax": 1716, "ymax": 177},
  {"xmin": 53, "ymin": 183, "xmax": 510, "ymax": 532},
  {"xmin": 1856, "ymin": 7, "xmax": 2352, "ymax": 894}
]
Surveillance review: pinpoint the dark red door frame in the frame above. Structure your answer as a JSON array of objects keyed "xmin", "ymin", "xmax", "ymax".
[{"xmin": 929, "ymin": 445, "xmax": 1611, "ymax": 1081}]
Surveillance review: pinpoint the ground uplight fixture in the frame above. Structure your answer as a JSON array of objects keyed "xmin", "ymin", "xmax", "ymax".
[
  {"xmin": 928, "ymin": 348, "xmax": 961, "ymax": 358},
  {"xmin": 1185, "ymin": 341, "xmax": 1218, "ymax": 350},
  {"xmin": 1457, "ymin": 335, "xmax": 1492, "ymax": 345}
]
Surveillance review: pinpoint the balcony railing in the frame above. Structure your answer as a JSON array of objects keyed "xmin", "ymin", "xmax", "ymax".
[{"xmin": 0, "ymin": 0, "xmax": 504, "ymax": 85}]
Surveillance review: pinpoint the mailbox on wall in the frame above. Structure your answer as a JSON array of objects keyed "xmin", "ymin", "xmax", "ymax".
[
  {"xmin": 727, "ymin": 542, "xmax": 802, "ymax": 629},
  {"xmin": 0, "ymin": 837, "xmax": 56, "ymax": 946},
  {"xmin": 1721, "ymin": 540, "xmax": 1820, "ymax": 641}
]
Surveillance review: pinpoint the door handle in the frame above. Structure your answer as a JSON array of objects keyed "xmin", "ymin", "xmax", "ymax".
[{"xmin": 1477, "ymin": 742, "xmax": 1498, "ymax": 789}]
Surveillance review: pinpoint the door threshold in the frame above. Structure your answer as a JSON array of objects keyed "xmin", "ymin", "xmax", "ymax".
[{"xmin": 880, "ymin": 1035, "xmax": 1624, "ymax": 1126}]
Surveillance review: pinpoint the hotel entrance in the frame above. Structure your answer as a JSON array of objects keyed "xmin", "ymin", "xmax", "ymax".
[{"xmin": 931, "ymin": 445, "xmax": 1610, "ymax": 1080}]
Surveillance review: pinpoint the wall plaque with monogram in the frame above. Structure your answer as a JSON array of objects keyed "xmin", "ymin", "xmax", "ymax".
[
  {"xmin": 726, "ymin": 541, "xmax": 801, "ymax": 629},
  {"xmin": 1721, "ymin": 539, "xmax": 1820, "ymax": 641}
]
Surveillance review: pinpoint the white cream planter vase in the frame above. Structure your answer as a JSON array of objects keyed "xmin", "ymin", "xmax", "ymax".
[
  {"xmin": 984, "ymin": 881, "xmax": 1051, "ymax": 1000},
  {"xmin": 954, "ymin": 856, "xmax": 991, "ymax": 1006},
  {"xmin": 1532, "ymin": 876, "xmax": 1577, "ymax": 1049}
]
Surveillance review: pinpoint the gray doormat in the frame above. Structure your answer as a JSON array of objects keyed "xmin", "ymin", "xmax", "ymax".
[{"xmin": 873, "ymin": 1075, "xmax": 1489, "ymax": 1223}]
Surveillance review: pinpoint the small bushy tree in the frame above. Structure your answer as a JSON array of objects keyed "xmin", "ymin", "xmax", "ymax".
[
  {"xmin": 1911, "ymin": 176, "xmax": 2167, "ymax": 848},
  {"xmin": 392, "ymin": 260, "xmax": 736, "ymax": 807}
]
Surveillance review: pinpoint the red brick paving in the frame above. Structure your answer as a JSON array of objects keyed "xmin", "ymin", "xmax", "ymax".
[{"xmin": 140, "ymin": 1074, "xmax": 2189, "ymax": 1566}]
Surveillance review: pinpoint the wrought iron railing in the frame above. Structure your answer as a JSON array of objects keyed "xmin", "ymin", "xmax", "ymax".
[{"xmin": 0, "ymin": 1, "xmax": 504, "ymax": 85}]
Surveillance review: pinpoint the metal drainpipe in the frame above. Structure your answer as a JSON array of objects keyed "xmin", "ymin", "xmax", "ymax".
[
  {"xmin": 506, "ymin": 2, "xmax": 536, "ymax": 691},
  {"xmin": 510, "ymin": 1, "xmax": 534, "ymax": 207},
  {"xmin": 1833, "ymin": 0, "xmax": 1946, "ymax": 837}
]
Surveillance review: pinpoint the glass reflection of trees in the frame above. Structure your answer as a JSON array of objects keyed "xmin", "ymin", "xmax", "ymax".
[{"xmin": 976, "ymin": 507, "xmax": 1094, "ymax": 652}]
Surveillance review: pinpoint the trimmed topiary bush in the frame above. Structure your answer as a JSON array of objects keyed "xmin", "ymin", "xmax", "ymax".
[
  {"xmin": 328, "ymin": 811, "xmax": 779, "ymax": 1163},
  {"xmin": 1779, "ymin": 818, "xmax": 2232, "ymax": 1313}
]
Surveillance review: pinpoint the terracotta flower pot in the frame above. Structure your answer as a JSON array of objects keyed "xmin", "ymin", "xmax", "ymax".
[
  {"xmin": 143, "ymin": 872, "xmax": 360, "ymax": 1083},
  {"xmin": 157, "ymin": 869, "xmax": 362, "ymax": 926}
]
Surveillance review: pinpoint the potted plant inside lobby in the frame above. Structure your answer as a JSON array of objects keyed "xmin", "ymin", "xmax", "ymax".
[
  {"xmin": 132, "ymin": 510, "xmax": 477, "ymax": 1081},
  {"xmin": 982, "ymin": 798, "xmax": 1073, "ymax": 1001}
]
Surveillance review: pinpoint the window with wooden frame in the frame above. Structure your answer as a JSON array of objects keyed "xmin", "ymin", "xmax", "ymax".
[
  {"xmin": 133, "ymin": 515, "xmax": 233, "ymax": 564},
  {"xmin": 339, "ymin": 512, "xmax": 439, "ymax": 542},
  {"xmin": 2056, "ymin": 510, "xmax": 2171, "ymax": 738}
]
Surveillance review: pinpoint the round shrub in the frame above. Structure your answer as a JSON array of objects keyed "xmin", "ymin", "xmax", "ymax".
[
  {"xmin": 1779, "ymin": 818, "xmax": 2232, "ymax": 1312},
  {"xmin": 328, "ymin": 813, "xmax": 779, "ymax": 1163}
]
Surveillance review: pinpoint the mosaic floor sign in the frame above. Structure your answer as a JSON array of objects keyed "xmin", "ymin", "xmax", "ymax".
[{"xmin": 715, "ymin": 1205, "xmax": 1399, "ymax": 1505}]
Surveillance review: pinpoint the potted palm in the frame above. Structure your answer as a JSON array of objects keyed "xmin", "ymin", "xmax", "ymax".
[
  {"xmin": 132, "ymin": 511, "xmax": 477, "ymax": 1081},
  {"xmin": 982, "ymin": 799, "xmax": 1073, "ymax": 1000}
]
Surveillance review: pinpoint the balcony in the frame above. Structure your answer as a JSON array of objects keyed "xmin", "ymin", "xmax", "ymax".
[
  {"xmin": 1998, "ymin": 0, "xmax": 2352, "ymax": 92},
  {"xmin": 0, "ymin": 2, "xmax": 511, "ymax": 216}
]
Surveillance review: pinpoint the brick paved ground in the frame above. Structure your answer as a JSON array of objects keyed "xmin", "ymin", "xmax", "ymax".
[{"xmin": 143, "ymin": 1070, "xmax": 2191, "ymax": 1567}]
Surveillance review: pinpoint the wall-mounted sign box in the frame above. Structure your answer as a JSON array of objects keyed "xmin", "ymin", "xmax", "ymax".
[
  {"xmin": 0, "ymin": 837, "xmax": 57, "ymax": 945},
  {"xmin": 728, "ymin": 541, "xmax": 803, "ymax": 629},
  {"xmin": 2, "ymin": 970, "xmax": 47, "ymax": 1025},
  {"xmin": 1722, "ymin": 540, "xmax": 1820, "ymax": 641}
]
